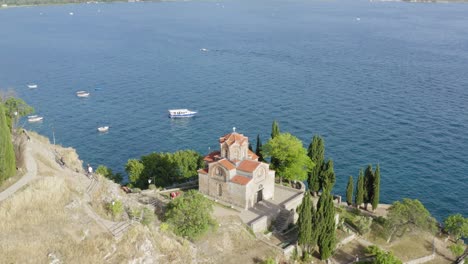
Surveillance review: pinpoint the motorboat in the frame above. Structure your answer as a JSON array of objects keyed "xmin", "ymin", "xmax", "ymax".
[
  {"xmin": 27, "ymin": 84, "xmax": 38, "ymax": 89},
  {"xmin": 168, "ymin": 109, "xmax": 197, "ymax": 118},
  {"xmin": 28, "ymin": 115, "xmax": 43, "ymax": 122},
  {"xmin": 76, "ymin": 91, "xmax": 90, "ymax": 97},
  {"xmin": 97, "ymin": 126, "xmax": 109, "ymax": 132},
  {"xmin": 200, "ymin": 48, "xmax": 209, "ymax": 52}
]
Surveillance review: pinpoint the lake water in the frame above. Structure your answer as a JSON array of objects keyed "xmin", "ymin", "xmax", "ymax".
[{"xmin": 1, "ymin": 0, "xmax": 467, "ymax": 221}]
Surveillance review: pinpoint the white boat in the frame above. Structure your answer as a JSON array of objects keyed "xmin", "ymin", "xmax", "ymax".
[
  {"xmin": 76, "ymin": 91, "xmax": 90, "ymax": 97},
  {"xmin": 200, "ymin": 48, "xmax": 209, "ymax": 52},
  {"xmin": 97, "ymin": 126, "xmax": 109, "ymax": 132},
  {"xmin": 27, "ymin": 84, "xmax": 38, "ymax": 89},
  {"xmin": 168, "ymin": 109, "xmax": 197, "ymax": 118},
  {"xmin": 28, "ymin": 115, "xmax": 43, "ymax": 122}
]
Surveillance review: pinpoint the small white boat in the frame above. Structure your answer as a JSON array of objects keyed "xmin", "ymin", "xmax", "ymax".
[
  {"xmin": 28, "ymin": 115, "xmax": 43, "ymax": 122},
  {"xmin": 200, "ymin": 48, "xmax": 209, "ymax": 52},
  {"xmin": 76, "ymin": 91, "xmax": 90, "ymax": 97},
  {"xmin": 27, "ymin": 84, "xmax": 38, "ymax": 89},
  {"xmin": 97, "ymin": 126, "xmax": 109, "ymax": 132},
  {"xmin": 168, "ymin": 109, "xmax": 197, "ymax": 118},
  {"xmin": 69, "ymin": 12, "xmax": 74, "ymax": 16}
]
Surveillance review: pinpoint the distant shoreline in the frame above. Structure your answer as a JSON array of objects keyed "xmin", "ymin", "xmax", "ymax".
[{"xmin": 0, "ymin": 0, "xmax": 174, "ymax": 10}]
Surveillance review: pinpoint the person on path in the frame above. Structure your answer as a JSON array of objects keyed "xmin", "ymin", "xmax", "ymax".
[{"xmin": 87, "ymin": 164, "xmax": 93, "ymax": 178}]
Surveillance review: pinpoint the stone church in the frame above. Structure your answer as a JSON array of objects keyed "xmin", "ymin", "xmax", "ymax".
[{"xmin": 198, "ymin": 129, "xmax": 275, "ymax": 209}]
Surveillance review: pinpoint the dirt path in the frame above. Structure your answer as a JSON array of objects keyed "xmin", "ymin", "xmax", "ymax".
[{"xmin": 0, "ymin": 141, "xmax": 37, "ymax": 202}]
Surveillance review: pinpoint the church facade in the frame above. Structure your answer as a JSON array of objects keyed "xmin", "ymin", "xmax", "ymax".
[{"xmin": 198, "ymin": 130, "xmax": 275, "ymax": 209}]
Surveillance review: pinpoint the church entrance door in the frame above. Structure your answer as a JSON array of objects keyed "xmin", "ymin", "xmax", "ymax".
[{"xmin": 256, "ymin": 189, "xmax": 263, "ymax": 203}]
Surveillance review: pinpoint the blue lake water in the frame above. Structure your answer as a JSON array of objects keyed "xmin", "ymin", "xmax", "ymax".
[{"xmin": 0, "ymin": 0, "xmax": 467, "ymax": 221}]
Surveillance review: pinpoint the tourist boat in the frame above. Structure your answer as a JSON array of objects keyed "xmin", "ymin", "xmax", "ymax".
[
  {"xmin": 27, "ymin": 84, "xmax": 38, "ymax": 89},
  {"xmin": 168, "ymin": 109, "xmax": 197, "ymax": 118},
  {"xmin": 28, "ymin": 115, "xmax": 43, "ymax": 122},
  {"xmin": 76, "ymin": 91, "xmax": 90, "ymax": 97},
  {"xmin": 97, "ymin": 126, "xmax": 109, "ymax": 132}
]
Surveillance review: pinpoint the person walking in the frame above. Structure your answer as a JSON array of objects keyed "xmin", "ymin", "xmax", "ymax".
[{"xmin": 87, "ymin": 164, "xmax": 93, "ymax": 178}]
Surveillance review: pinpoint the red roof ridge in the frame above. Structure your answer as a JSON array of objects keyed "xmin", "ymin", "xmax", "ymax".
[
  {"xmin": 237, "ymin": 160, "xmax": 261, "ymax": 172},
  {"xmin": 231, "ymin": 175, "xmax": 251, "ymax": 185}
]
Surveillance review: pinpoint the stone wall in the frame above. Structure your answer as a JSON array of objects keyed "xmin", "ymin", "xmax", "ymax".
[
  {"xmin": 403, "ymin": 254, "xmax": 435, "ymax": 264},
  {"xmin": 250, "ymin": 215, "xmax": 269, "ymax": 233}
]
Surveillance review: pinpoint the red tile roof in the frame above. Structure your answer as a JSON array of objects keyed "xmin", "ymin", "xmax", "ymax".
[
  {"xmin": 204, "ymin": 151, "xmax": 221, "ymax": 163},
  {"xmin": 219, "ymin": 159, "xmax": 236, "ymax": 170},
  {"xmin": 219, "ymin": 133, "xmax": 248, "ymax": 146},
  {"xmin": 237, "ymin": 160, "xmax": 261, "ymax": 172},
  {"xmin": 248, "ymin": 149, "xmax": 259, "ymax": 160},
  {"xmin": 197, "ymin": 168, "xmax": 208, "ymax": 174},
  {"xmin": 231, "ymin": 175, "xmax": 251, "ymax": 185}
]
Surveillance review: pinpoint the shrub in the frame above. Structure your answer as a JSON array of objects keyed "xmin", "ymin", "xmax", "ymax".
[
  {"xmin": 148, "ymin": 184, "xmax": 157, "ymax": 190},
  {"xmin": 262, "ymin": 257, "xmax": 276, "ymax": 264},
  {"xmin": 160, "ymin": 222, "xmax": 170, "ymax": 232},
  {"xmin": 448, "ymin": 243, "xmax": 465, "ymax": 257},
  {"xmin": 107, "ymin": 200, "xmax": 124, "ymax": 220},
  {"xmin": 96, "ymin": 165, "xmax": 122, "ymax": 184},
  {"xmin": 356, "ymin": 216, "xmax": 373, "ymax": 235},
  {"xmin": 132, "ymin": 188, "xmax": 142, "ymax": 193}
]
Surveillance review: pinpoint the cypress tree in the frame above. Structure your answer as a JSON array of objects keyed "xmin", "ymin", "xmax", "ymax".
[
  {"xmin": 270, "ymin": 120, "xmax": 280, "ymax": 171},
  {"xmin": 307, "ymin": 135, "xmax": 324, "ymax": 196},
  {"xmin": 255, "ymin": 134, "xmax": 264, "ymax": 162},
  {"xmin": 271, "ymin": 120, "xmax": 280, "ymax": 139},
  {"xmin": 346, "ymin": 175, "xmax": 353, "ymax": 206},
  {"xmin": 319, "ymin": 159, "xmax": 336, "ymax": 191},
  {"xmin": 316, "ymin": 190, "xmax": 335, "ymax": 260},
  {"xmin": 355, "ymin": 169, "xmax": 364, "ymax": 208},
  {"xmin": 371, "ymin": 164, "xmax": 381, "ymax": 211},
  {"xmin": 363, "ymin": 164, "xmax": 374, "ymax": 210},
  {"xmin": 248, "ymin": 142, "xmax": 253, "ymax": 151},
  {"xmin": 297, "ymin": 192, "xmax": 313, "ymax": 255},
  {"xmin": 0, "ymin": 103, "xmax": 16, "ymax": 184}
]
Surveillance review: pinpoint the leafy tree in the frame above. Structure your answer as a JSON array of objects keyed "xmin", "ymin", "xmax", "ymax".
[
  {"xmin": 346, "ymin": 175, "xmax": 353, "ymax": 206},
  {"xmin": 165, "ymin": 190, "xmax": 216, "ymax": 240},
  {"xmin": 366, "ymin": 245, "xmax": 402, "ymax": 264},
  {"xmin": 319, "ymin": 159, "xmax": 336, "ymax": 191},
  {"xmin": 255, "ymin": 134, "xmax": 264, "ymax": 162},
  {"xmin": 297, "ymin": 192, "xmax": 317, "ymax": 256},
  {"xmin": 96, "ymin": 165, "xmax": 122, "ymax": 183},
  {"xmin": 372, "ymin": 164, "xmax": 381, "ymax": 211},
  {"xmin": 444, "ymin": 214, "xmax": 468, "ymax": 241},
  {"xmin": 0, "ymin": 103, "xmax": 16, "ymax": 184},
  {"xmin": 355, "ymin": 169, "xmax": 364, "ymax": 208},
  {"xmin": 363, "ymin": 164, "xmax": 374, "ymax": 210},
  {"xmin": 307, "ymin": 135, "xmax": 324, "ymax": 196},
  {"xmin": 125, "ymin": 159, "xmax": 144, "ymax": 184},
  {"xmin": 316, "ymin": 190, "xmax": 335, "ymax": 260},
  {"xmin": 448, "ymin": 243, "xmax": 465, "ymax": 258},
  {"xmin": 262, "ymin": 133, "xmax": 314, "ymax": 182},
  {"xmin": 3, "ymin": 97, "xmax": 34, "ymax": 130},
  {"xmin": 385, "ymin": 199, "xmax": 437, "ymax": 243}
]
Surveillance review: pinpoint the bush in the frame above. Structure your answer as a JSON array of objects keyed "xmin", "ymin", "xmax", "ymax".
[
  {"xmin": 165, "ymin": 190, "xmax": 215, "ymax": 240},
  {"xmin": 262, "ymin": 257, "xmax": 276, "ymax": 264},
  {"xmin": 107, "ymin": 200, "xmax": 124, "ymax": 220},
  {"xmin": 356, "ymin": 216, "xmax": 373, "ymax": 235},
  {"xmin": 448, "ymin": 243, "xmax": 465, "ymax": 257},
  {"xmin": 160, "ymin": 222, "xmax": 170, "ymax": 232},
  {"xmin": 132, "ymin": 188, "xmax": 142, "ymax": 193},
  {"xmin": 148, "ymin": 184, "xmax": 157, "ymax": 190},
  {"xmin": 96, "ymin": 165, "xmax": 122, "ymax": 184}
]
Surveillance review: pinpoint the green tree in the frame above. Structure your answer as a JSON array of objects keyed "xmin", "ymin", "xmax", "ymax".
[
  {"xmin": 444, "ymin": 214, "xmax": 468, "ymax": 241},
  {"xmin": 255, "ymin": 134, "xmax": 264, "ymax": 162},
  {"xmin": 297, "ymin": 192, "xmax": 317, "ymax": 256},
  {"xmin": 355, "ymin": 169, "xmax": 364, "ymax": 208},
  {"xmin": 307, "ymin": 135, "xmax": 324, "ymax": 196},
  {"xmin": 125, "ymin": 159, "xmax": 145, "ymax": 185},
  {"xmin": 319, "ymin": 159, "xmax": 336, "ymax": 191},
  {"xmin": 346, "ymin": 175, "xmax": 353, "ymax": 206},
  {"xmin": 262, "ymin": 133, "xmax": 314, "ymax": 182},
  {"xmin": 3, "ymin": 97, "xmax": 34, "ymax": 130},
  {"xmin": 367, "ymin": 245, "xmax": 402, "ymax": 264},
  {"xmin": 372, "ymin": 164, "xmax": 381, "ymax": 211},
  {"xmin": 165, "ymin": 190, "xmax": 216, "ymax": 240},
  {"xmin": 363, "ymin": 164, "xmax": 374, "ymax": 210},
  {"xmin": 271, "ymin": 120, "xmax": 280, "ymax": 139},
  {"xmin": 316, "ymin": 190, "xmax": 335, "ymax": 260},
  {"xmin": 385, "ymin": 199, "xmax": 437, "ymax": 243},
  {"xmin": 448, "ymin": 243, "xmax": 465, "ymax": 258},
  {"xmin": 96, "ymin": 165, "xmax": 122, "ymax": 183},
  {"xmin": 0, "ymin": 103, "xmax": 16, "ymax": 184}
]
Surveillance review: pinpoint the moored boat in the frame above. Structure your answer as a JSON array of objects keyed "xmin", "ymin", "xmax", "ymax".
[
  {"xmin": 168, "ymin": 109, "xmax": 197, "ymax": 118},
  {"xmin": 97, "ymin": 126, "xmax": 109, "ymax": 132},
  {"xmin": 76, "ymin": 91, "xmax": 90, "ymax": 97},
  {"xmin": 28, "ymin": 115, "xmax": 43, "ymax": 122},
  {"xmin": 27, "ymin": 84, "xmax": 38, "ymax": 89}
]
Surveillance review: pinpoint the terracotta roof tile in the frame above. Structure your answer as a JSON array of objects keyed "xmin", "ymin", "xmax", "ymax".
[
  {"xmin": 218, "ymin": 159, "xmax": 236, "ymax": 170},
  {"xmin": 219, "ymin": 133, "xmax": 248, "ymax": 146},
  {"xmin": 198, "ymin": 168, "xmax": 208, "ymax": 174},
  {"xmin": 204, "ymin": 151, "xmax": 221, "ymax": 163},
  {"xmin": 237, "ymin": 160, "xmax": 261, "ymax": 173},
  {"xmin": 231, "ymin": 175, "xmax": 251, "ymax": 185},
  {"xmin": 248, "ymin": 150, "xmax": 259, "ymax": 160}
]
